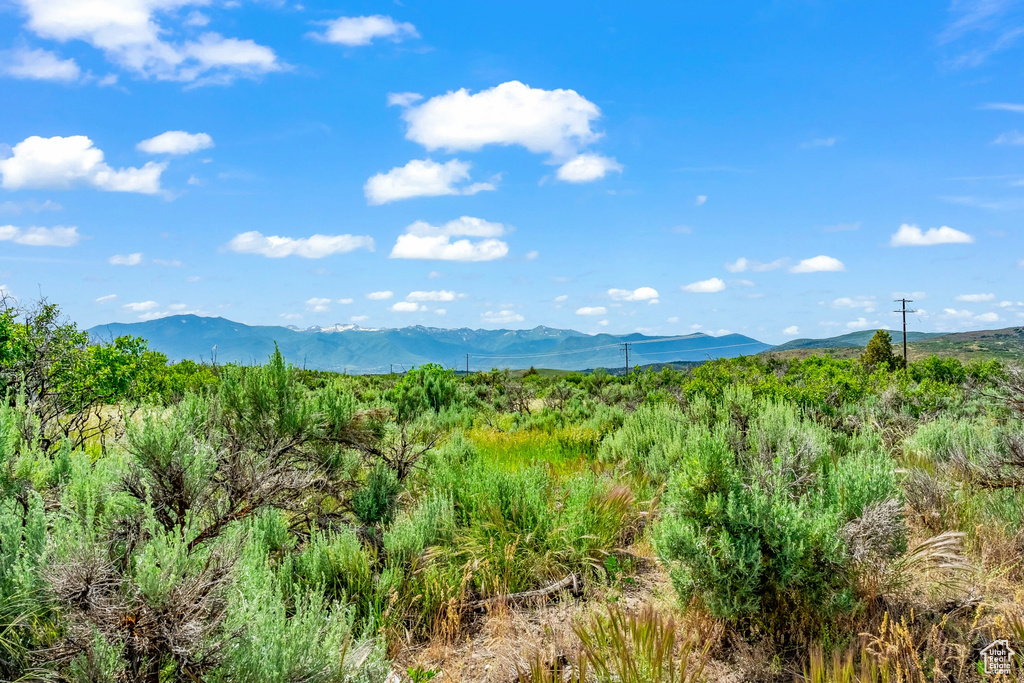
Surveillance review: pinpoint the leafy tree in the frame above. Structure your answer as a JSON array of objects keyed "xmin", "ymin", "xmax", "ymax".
[{"xmin": 1, "ymin": 298, "xmax": 167, "ymax": 451}]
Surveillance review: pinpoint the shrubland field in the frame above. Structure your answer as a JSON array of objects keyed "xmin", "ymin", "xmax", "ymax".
[{"xmin": 2, "ymin": 301, "xmax": 1024, "ymax": 682}]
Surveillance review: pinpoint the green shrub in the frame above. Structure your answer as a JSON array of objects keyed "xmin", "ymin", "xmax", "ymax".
[
  {"xmin": 388, "ymin": 363, "xmax": 460, "ymax": 421},
  {"xmin": 902, "ymin": 416, "xmax": 1001, "ymax": 465},
  {"xmin": 64, "ymin": 630, "xmax": 127, "ymax": 683},
  {"xmin": 656, "ymin": 407, "xmax": 900, "ymax": 633},
  {"xmin": 0, "ymin": 486, "xmax": 48, "ymax": 677},
  {"xmin": 294, "ymin": 525, "xmax": 374, "ymax": 602},
  {"xmin": 383, "ymin": 493, "xmax": 455, "ymax": 566},
  {"xmin": 598, "ymin": 404, "xmax": 688, "ymax": 483},
  {"xmin": 352, "ymin": 463, "xmax": 403, "ymax": 526},
  {"xmin": 215, "ymin": 540, "xmax": 387, "ymax": 683},
  {"xmin": 910, "ymin": 355, "xmax": 966, "ymax": 385}
]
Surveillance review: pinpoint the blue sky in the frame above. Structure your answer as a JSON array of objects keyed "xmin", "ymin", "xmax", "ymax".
[{"xmin": 0, "ymin": 0, "xmax": 1022, "ymax": 343}]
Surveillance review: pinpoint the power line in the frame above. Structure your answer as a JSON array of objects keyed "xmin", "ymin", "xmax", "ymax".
[
  {"xmin": 893, "ymin": 298, "xmax": 916, "ymax": 366},
  {"xmin": 466, "ymin": 342, "xmax": 623, "ymax": 360},
  {"xmin": 463, "ymin": 333, "xmax": 714, "ymax": 361},
  {"xmin": 466, "ymin": 339, "xmax": 765, "ymax": 362}
]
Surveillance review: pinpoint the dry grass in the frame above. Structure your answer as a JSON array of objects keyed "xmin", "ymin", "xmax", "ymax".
[{"xmin": 393, "ymin": 551, "xmax": 680, "ymax": 683}]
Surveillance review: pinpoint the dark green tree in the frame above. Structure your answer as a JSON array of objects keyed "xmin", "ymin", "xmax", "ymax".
[{"xmin": 860, "ymin": 330, "xmax": 903, "ymax": 370}]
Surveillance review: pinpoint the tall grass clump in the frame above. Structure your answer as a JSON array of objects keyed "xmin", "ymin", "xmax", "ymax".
[
  {"xmin": 406, "ymin": 431, "xmax": 636, "ymax": 634},
  {"xmin": 518, "ymin": 605, "xmax": 707, "ymax": 683}
]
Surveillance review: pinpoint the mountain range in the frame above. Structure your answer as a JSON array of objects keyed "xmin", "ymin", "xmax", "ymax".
[
  {"xmin": 86, "ymin": 315, "xmax": 772, "ymax": 373},
  {"xmin": 87, "ymin": 317, "xmax": 1023, "ymax": 372}
]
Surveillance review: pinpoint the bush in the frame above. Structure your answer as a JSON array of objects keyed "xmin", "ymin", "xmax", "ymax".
[
  {"xmin": 215, "ymin": 539, "xmax": 387, "ymax": 683},
  {"xmin": 598, "ymin": 404, "xmax": 689, "ymax": 483},
  {"xmin": 388, "ymin": 364, "xmax": 460, "ymax": 421},
  {"xmin": 383, "ymin": 493, "xmax": 455, "ymax": 566},
  {"xmin": 352, "ymin": 463, "xmax": 402, "ymax": 526},
  {"xmin": 656, "ymin": 404, "xmax": 901, "ymax": 633}
]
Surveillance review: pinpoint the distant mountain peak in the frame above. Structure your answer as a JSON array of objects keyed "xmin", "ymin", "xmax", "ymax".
[{"xmin": 303, "ymin": 323, "xmax": 380, "ymax": 333}]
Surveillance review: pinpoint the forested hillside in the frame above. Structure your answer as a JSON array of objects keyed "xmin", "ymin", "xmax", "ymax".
[{"xmin": 3, "ymin": 300, "xmax": 1024, "ymax": 682}]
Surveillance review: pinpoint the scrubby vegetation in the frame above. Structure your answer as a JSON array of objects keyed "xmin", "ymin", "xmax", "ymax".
[{"xmin": 2, "ymin": 298, "xmax": 1023, "ymax": 682}]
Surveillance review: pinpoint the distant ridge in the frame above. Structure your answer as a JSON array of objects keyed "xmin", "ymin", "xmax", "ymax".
[
  {"xmin": 86, "ymin": 315, "xmax": 772, "ymax": 373},
  {"xmin": 771, "ymin": 329, "xmax": 944, "ymax": 351},
  {"xmin": 768, "ymin": 327, "xmax": 1024, "ymax": 363}
]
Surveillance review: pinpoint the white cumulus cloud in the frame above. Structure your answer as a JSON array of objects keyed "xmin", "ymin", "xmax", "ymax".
[
  {"xmin": 225, "ymin": 231, "xmax": 374, "ymax": 258},
  {"xmin": 305, "ymin": 297, "xmax": 332, "ymax": 312},
  {"xmin": 846, "ymin": 317, "xmax": 871, "ymax": 330},
  {"xmin": 955, "ymin": 293, "xmax": 995, "ymax": 302},
  {"xmin": 556, "ymin": 154, "xmax": 623, "ymax": 183},
  {"xmin": 943, "ymin": 308, "xmax": 973, "ymax": 319},
  {"xmin": 790, "ymin": 255, "xmax": 846, "ymax": 273},
  {"xmin": 310, "ymin": 15, "xmax": 418, "ymax": 46},
  {"xmin": 390, "ymin": 216, "xmax": 509, "ymax": 262},
  {"xmin": 0, "ymin": 135, "xmax": 165, "ymax": 194},
  {"xmin": 387, "ymin": 92, "xmax": 422, "ymax": 107},
  {"xmin": 15, "ymin": 0, "xmax": 281, "ymax": 83},
  {"xmin": 137, "ymin": 131, "xmax": 213, "ymax": 155},
  {"xmin": 0, "ymin": 224, "xmax": 80, "ymax": 246},
  {"xmin": 366, "ymin": 291, "xmax": 393, "ymax": 300},
  {"xmin": 482, "ymin": 310, "xmax": 524, "ymax": 324},
  {"xmin": 364, "ymin": 158, "xmax": 494, "ymax": 204},
  {"xmin": 109, "ymin": 252, "xmax": 142, "ymax": 266},
  {"xmin": 406, "ymin": 290, "xmax": 457, "ymax": 302},
  {"xmin": 608, "ymin": 287, "xmax": 658, "ymax": 301},
  {"xmin": 399, "ymin": 80, "xmax": 602, "ymax": 158},
  {"xmin": 682, "ymin": 277, "xmax": 726, "ymax": 293},
  {"xmin": 123, "ymin": 300, "xmax": 158, "ymax": 312},
  {"xmin": 725, "ymin": 257, "xmax": 786, "ymax": 273},
  {"xmin": 1, "ymin": 47, "xmax": 80, "ymax": 81},
  {"xmin": 725, "ymin": 257, "xmax": 749, "ymax": 273},
  {"xmin": 575, "ymin": 306, "xmax": 607, "ymax": 315},
  {"xmin": 783, "ymin": 325, "xmax": 799, "ymax": 335},
  {"xmin": 391, "ymin": 301, "xmax": 426, "ymax": 312},
  {"xmin": 890, "ymin": 224, "xmax": 974, "ymax": 247},
  {"xmin": 831, "ymin": 296, "xmax": 875, "ymax": 312}
]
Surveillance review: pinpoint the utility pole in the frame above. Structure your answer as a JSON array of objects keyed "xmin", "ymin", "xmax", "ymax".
[
  {"xmin": 893, "ymin": 298, "xmax": 915, "ymax": 366},
  {"xmin": 465, "ymin": 353, "xmax": 470, "ymax": 375},
  {"xmin": 621, "ymin": 342, "xmax": 630, "ymax": 377},
  {"xmin": 389, "ymin": 364, "xmax": 393, "ymax": 375}
]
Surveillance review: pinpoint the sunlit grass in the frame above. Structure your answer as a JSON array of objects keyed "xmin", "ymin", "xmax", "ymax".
[{"xmin": 467, "ymin": 425, "xmax": 601, "ymax": 474}]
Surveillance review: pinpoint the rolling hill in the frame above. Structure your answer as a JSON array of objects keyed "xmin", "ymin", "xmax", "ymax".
[
  {"xmin": 771, "ymin": 329, "xmax": 944, "ymax": 351},
  {"xmin": 768, "ymin": 327, "xmax": 1024, "ymax": 362},
  {"xmin": 86, "ymin": 315, "xmax": 772, "ymax": 373}
]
